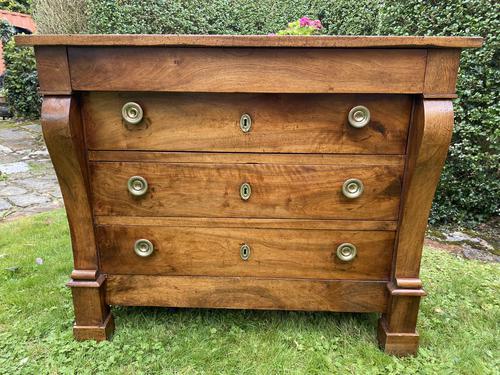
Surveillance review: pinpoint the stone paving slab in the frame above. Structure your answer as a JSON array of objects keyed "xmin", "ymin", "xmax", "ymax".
[
  {"xmin": 0, "ymin": 119, "xmax": 63, "ymax": 219},
  {"xmin": 0, "ymin": 161, "xmax": 30, "ymax": 174},
  {"xmin": 0, "ymin": 198, "xmax": 11, "ymax": 210}
]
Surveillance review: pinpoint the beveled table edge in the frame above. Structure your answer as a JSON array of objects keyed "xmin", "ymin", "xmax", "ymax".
[{"xmin": 15, "ymin": 34, "xmax": 484, "ymax": 48}]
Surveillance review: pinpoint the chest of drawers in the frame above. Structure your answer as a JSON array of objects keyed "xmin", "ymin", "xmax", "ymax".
[{"xmin": 17, "ymin": 34, "xmax": 482, "ymax": 355}]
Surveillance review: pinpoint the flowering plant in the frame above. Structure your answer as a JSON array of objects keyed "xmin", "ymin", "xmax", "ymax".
[{"xmin": 276, "ymin": 17, "xmax": 323, "ymax": 35}]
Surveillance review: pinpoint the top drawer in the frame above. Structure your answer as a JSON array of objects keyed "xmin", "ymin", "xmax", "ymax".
[{"xmin": 82, "ymin": 93, "xmax": 411, "ymax": 154}]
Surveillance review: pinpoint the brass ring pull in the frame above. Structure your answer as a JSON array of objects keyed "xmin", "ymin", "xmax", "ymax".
[
  {"xmin": 134, "ymin": 239, "xmax": 154, "ymax": 257},
  {"xmin": 128, "ymin": 176, "xmax": 148, "ymax": 197},
  {"xmin": 348, "ymin": 105, "xmax": 370, "ymax": 128},
  {"xmin": 122, "ymin": 102, "xmax": 144, "ymax": 125},
  {"xmin": 342, "ymin": 178, "xmax": 364, "ymax": 199},
  {"xmin": 336, "ymin": 243, "xmax": 357, "ymax": 262}
]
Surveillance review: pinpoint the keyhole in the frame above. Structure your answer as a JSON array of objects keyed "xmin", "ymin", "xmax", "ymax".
[
  {"xmin": 240, "ymin": 244, "xmax": 251, "ymax": 260},
  {"xmin": 240, "ymin": 182, "xmax": 251, "ymax": 200},
  {"xmin": 240, "ymin": 114, "xmax": 252, "ymax": 133}
]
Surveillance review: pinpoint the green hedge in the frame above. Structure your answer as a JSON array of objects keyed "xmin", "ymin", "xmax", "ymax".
[
  {"xmin": 0, "ymin": 0, "xmax": 31, "ymax": 14},
  {"xmin": 29, "ymin": 0, "xmax": 500, "ymax": 226},
  {"xmin": 1, "ymin": 20, "xmax": 41, "ymax": 119}
]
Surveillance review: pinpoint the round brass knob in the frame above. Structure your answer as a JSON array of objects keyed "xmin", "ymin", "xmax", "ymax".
[
  {"xmin": 240, "ymin": 113, "xmax": 252, "ymax": 133},
  {"xmin": 336, "ymin": 243, "xmax": 357, "ymax": 262},
  {"xmin": 127, "ymin": 176, "xmax": 148, "ymax": 197},
  {"xmin": 348, "ymin": 105, "xmax": 370, "ymax": 128},
  {"xmin": 122, "ymin": 102, "xmax": 144, "ymax": 125},
  {"xmin": 240, "ymin": 243, "xmax": 251, "ymax": 261},
  {"xmin": 134, "ymin": 239, "xmax": 154, "ymax": 257},
  {"xmin": 342, "ymin": 178, "xmax": 364, "ymax": 199},
  {"xmin": 240, "ymin": 182, "xmax": 252, "ymax": 200}
]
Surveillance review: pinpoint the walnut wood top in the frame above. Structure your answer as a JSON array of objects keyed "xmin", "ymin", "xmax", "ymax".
[{"xmin": 15, "ymin": 34, "xmax": 483, "ymax": 48}]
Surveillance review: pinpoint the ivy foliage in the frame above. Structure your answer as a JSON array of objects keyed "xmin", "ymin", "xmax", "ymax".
[
  {"xmin": 1, "ymin": 20, "xmax": 41, "ymax": 119},
  {"xmin": 29, "ymin": 0, "xmax": 500, "ymax": 225}
]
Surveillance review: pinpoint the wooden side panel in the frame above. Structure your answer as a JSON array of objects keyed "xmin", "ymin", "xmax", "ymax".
[
  {"xmin": 69, "ymin": 47, "xmax": 427, "ymax": 93},
  {"xmin": 97, "ymin": 225, "xmax": 395, "ymax": 280},
  {"xmin": 82, "ymin": 93, "xmax": 411, "ymax": 154},
  {"xmin": 424, "ymin": 49, "xmax": 461, "ymax": 98},
  {"xmin": 90, "ymin": 161, "xmax": 403, "ymax": 220},
  {"xmin": 41, "ymin": 96, "xmax": 97, "ymax": 270},
  {"xmin": 394, "ymin": 99, "xmax": 454, "ymax": 279},
  {"xmin": 106, "ymin": 275, "xmax": 388, "ymax": 312},
  {"xmin": 34, "ymin": 46, "xmax": 71, "ymax": 95}
]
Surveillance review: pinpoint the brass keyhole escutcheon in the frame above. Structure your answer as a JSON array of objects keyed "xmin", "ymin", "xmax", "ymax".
[
  {"xmin": 336, "ymin": 243, "xmax": 357, "ymax": 262},
  {"xmin": 240, "ymin": 182, "xmax": 252, "ymax": 200},
  {"xmin": 240, "ymin": 243, "xmax": 251, "ymax": 261},
  {"xmin": 240, "ymin": 113, "xmax": 252, "ymax": 133},
  {"xmin": 342, "ymin": 178, "xmax": 364, "ymax": 199},
  {"xmin": 348, "ymin": 105, "xmax": 370, "ymax": 128}
]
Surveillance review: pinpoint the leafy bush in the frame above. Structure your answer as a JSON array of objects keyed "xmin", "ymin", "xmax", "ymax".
[
  {"xmin": 1, "ymin": 20, "xmax": 40, "ymax": 119},
  {"xmin": 276, "ymin": 17, "xmax": 323, "ymax": 35},
  {"xmin": 0, "ymin": 0, "xmax": 31, "ymax": 14},
  {"xmin": 28, "ymin": 0, "xmax": 499, "ymax": 226},
  {"xmin": 377, "ymin": 0, "xmax": 499, "ymax": 225},
  {"xmin": 32, "ymin": 0, "xmax": 88, "ymax": 34}
]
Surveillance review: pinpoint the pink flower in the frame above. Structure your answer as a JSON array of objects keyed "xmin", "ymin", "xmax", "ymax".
[
  {"xmin": 299, "ymin": 17, "xmax": 322, "ymax": 30},
  {"xmin": 299, "ymin": 17, "xmax": 312, "ymax": 27},
  {"xmin": 311, "ymin": 20, "xmax": 323, "ymax": 30}
]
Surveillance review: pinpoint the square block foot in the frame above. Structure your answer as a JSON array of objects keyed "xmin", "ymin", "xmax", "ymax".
[
  {"xmin": 377, "ymin": 318, "xmax": 419, "ymax": 356},
  {"xmin": 73, "ymin": 313, "xmax": 114, "ymax": 341}
]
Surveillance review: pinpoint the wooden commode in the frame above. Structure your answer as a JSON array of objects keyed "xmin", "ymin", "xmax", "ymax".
[{"xmin": 17, "ymin": 34, "xmax": 482, "ymax": 355}]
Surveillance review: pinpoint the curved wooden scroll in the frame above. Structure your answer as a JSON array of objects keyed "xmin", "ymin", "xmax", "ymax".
[
  {"xmin": 379, "ymin": 98, "xmax": 454, "ymax": 355},
  {"xmin": 394, "ymin": 99, "xmax": 454, "ymax": 280},
  {"xmin": 41, "ymin": 96, "xmax": 97, "ymax": 274},
  {"xmin": 42, "ymin": 96, "xmax": 113, "ymax": 340}
]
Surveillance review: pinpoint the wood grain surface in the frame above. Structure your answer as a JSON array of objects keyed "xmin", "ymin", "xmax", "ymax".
[
  {"xmin": 15, "ymin": 34, "xmax": 483, "ymax": 48},
  {"xmin": 97, "ymin": 225, "xmax": 394, "ymax": 280},
  {"xmin": 68, "ymin": 47, "xmax": 427, "ymax": 94},
  {"xmin": 34, "ymin": 46, "xmax": 71, "ymax": 95},
  {"xmin": 88, "ymin": 151, "xmax": 405, "ymax": 166},
  {"xmin": 90, "ymin": 160, "xmax": 403, "ymax": 220},
  {"xmin": 41, "ymin": 96, "xmax": 98, "ymax": 271},
  {"xmin": 94, "ymin": 216, "xmax": 397, "ymax": 231},
  {"xmin": 83, "ymin": 93, "xmax": 411, "ymax": 154},
  {"xmin": 394, "ymin": 99, "xmax": 454, "ymax": 279},
  {"xmin": 106, "ymin": 275, "xmax": 388, "ymax": 312}
]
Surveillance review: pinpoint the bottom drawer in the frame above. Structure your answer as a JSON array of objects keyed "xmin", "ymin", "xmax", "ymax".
[
  {"xmin": 97, "ymin": 224, "xmax": 394, "ymax": 280},
  {"xmin": 106, "ymin": 275, "xmax": 389, "ymax": 313}
]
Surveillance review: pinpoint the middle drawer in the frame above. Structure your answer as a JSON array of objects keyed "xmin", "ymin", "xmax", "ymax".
[{"xmin": 90, "ymin": 158, "xmax": 403, "ymax": 220}]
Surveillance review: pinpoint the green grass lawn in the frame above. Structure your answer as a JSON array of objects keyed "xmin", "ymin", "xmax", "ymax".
[{"xmin": 0, "ymin": 210, "xmax": 498, "ymax": 374}]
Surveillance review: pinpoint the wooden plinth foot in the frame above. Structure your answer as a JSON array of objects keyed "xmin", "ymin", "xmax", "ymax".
[
  {"xmin": 74, "ymin": 311, "xmax": 115, "ymax": 341},
  {"xmin": 377, "ymin": 317, "xmax": 419, "ymax": 356},
  {"xmin": 67, "ymin": 273, "xmax": 114, "ymax": 341}
]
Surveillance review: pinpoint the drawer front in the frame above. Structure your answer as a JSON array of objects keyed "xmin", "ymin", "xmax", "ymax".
[
  {"xmin": 97, "ymin": 225, "xmax": 394, "ymax": 280},
  {"xmin": 107, "ymin": 275, "xmax": 388, "ymax": 313},
  {"xmin": 83, "ymin": 93, "xmax": 411, "ymax": 154},
  {"xmin": 90, "ymin": 161, "xmax": 403, "ymax": 220}
]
